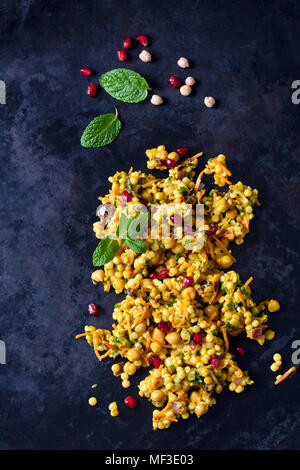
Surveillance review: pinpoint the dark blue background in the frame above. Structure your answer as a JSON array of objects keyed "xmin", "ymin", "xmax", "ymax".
[{"xmin": 0, "ymin": 0, "xmax": 299, "ymax": 450}]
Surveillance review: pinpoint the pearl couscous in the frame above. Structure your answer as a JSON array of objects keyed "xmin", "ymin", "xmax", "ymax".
[{"xmin": 76, "ymin": 146, "xmax": 281, "ymax": 430}]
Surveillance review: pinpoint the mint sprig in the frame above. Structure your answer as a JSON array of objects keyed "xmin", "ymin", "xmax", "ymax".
[
  {"xmin": 81, "ymin": 108, "xmax": 121, "ymax": 148},
  {"xmin": 93, "ymin": 237, "xmax": 119, "ymax": 266}
]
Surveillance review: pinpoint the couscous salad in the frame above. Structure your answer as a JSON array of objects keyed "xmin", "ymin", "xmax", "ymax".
[{"xmin": 76, "ymin": 146, "xmax": 282, "ymax": 430}]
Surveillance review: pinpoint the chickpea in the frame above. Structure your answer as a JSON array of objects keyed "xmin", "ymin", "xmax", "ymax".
[
  {"xmin": 180, "ymin": 85, "xmax": 192, "ymax": 96},
  {"xmin": 88, "ymin": 397, "xmax": 97, "ymax": 406},
  {"xmin": 165, "ymin": 332, "xmax": 180, "ymax": 345},
  {"xmin": 135, "ymin": 322, "xmax": 146, "ymax": 334},
  {"xmin": 182, "ymin": 287, "xmax": 196, "ymax": 299},
  {"xmin": 185, "ymin": 76, "xmax": 195, "ymax": 86},
  {"xmin": 150, "ymin": 341, "xmax": 162, "ymax": 354},
  {"xmin": 151, "ymin": 94, "xmax": 163, "ymax": 105},
  {"xmin": 127, "ymin": 348, "xmax": 141, "ymax": 362},
  {"xmin": 91, "ymin": 269, "xmax": 105, "ymax": 283},
  {"xmin": 268, "ymin": 299, "xmax": 280, "ymax": 312},
  {"xmin": 124, "ymin": 362, "xmax": 137, "ymax": 375},
  {"xmin": 151, "ymin": 390, "xmax": 165, "ymax": 402},
  {"xmin": 204, "ymin": 96, "xmax": 216, "ymax": 108},
  {"xmin": 216, "ymin": 255, "xmax": 234, "ymax": 269},
  {"xmin": 139, "ymin": 50, "xmax": 152, "ymax": 62},
  {"xmin": 152, "ymin": 328, "xmax": 165, "ymax": 343},
  {"xmin": 177, "ymin": 57, "xmax": 190, "ymax": 68},
  {"xmin": 204, "ymin": 305, "xmax": 219, "ymax": 316}
]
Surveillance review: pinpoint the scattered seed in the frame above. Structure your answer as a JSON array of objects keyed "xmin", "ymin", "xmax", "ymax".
[
  {"xmin": 150, "ymin": 94, "xmax": 163, "ymax": 105},
  {"xmin": 139, "ymin": 50, "xmax": 152, "ymax": 63},
  {"xmin": 88, "ymin": 397, "xmax": 97, "ymax": 406},
  {"xmin": 87, "ymin": 83, "xmax": 97, "ymax": 97},
  {"xmin": 185, "ymin": 76, "xmax": 195, "ymax": 86},
  {"xmin": 177, "ymin": 57, "xmax": 189, "ymax": 68},
  {"xmin": 204, "ymin": 96, "xmax": 216, "ymax": 107},
  {"xmin": 180, "ymin": 85, "xmax": 192, "ymax": 96},
  {"xmin": 117, "ymin": 49, "xmax": 127, "ymax": 61}
]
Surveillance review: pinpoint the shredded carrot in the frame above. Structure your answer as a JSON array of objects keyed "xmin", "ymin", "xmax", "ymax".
[
  {"xmin": 222, "ymin": 327, "xmax": 229, "ymax": 352},
  {"xmin": 232, "ymin": 364, "xmax": 243, "ymax": 378},
  {"xmin": 243, "ymin": 215, "xmax": 249, "ymax": 232},
  {"xmin": 237, "ymin": 289, "xmax": 246, "ymax": 306},
  {"xmin": 98, "ymin": 349, "xmax": 111, "ymax": 361},
  {"xmin": 197, "ymin": 188, "xmax": 205, "ymax": 203},
  {"xmin": 145, "ymin": 332, "xmax": 151, "ymax": 353},
  {"xmin": 243, "ymin": 276, "xmax": 253, "ymax": 288},
  {"xmin": 212, "ymin": 235, "xmax": 236, "ymax": 262},
  {"xmin": 223, "ymin": 178, "xmax": 232, "ymax": 185},
  {"xmin": 207, "ymin": 237, "xmax": 215, "ymax": 261},
  {"xmin": 217, "ymin": 162, "xmax": 232, "ymax": 176},
  {"xmin": 255, "ymin": 199, "xmax": 261, "ymax": 206},
  {"xmin": 191, "ymin": 152, "xmax": 203, "ymax": 159},
  {"xmin": 274, "ymin": 367, "xmax": 296, "ymax": 385},
  {"xmin": 208, "ymin": 311, "xmax": 218, "ymax": 324},
  {"xmin": 75, "ymin": 332, "xmax": 90, "ymax": 339},
  {"xmin": 195, "ymin": 170, "xmax": 204, "ymax": 192},
  {"xmin": 93, "ymin": 342, "xmax": 104, "ymax": 362},
  {"xmin": 128, "ymin": 166, "xmax": 133, "ymax": 174}
]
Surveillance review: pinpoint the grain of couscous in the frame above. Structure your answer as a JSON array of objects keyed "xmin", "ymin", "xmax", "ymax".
[{"xmin": 76, "ymin": 146, "xmax": 282, "ymax": 430}]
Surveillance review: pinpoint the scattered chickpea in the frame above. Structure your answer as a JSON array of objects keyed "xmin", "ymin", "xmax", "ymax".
[
  {"xmin": 150, "ymin": 94, "xmax": 163, "ymax": 105},
  {"xmin": 139, "ymin": 50, "xmax": 152, "ymax": 63},
  {"xmin": 204, "ymin": 96, "xmax": 216, "ymax": 108},
  {"xmin": 185, "ymin": 76, "xmax": 195, "ymax": 86},
  {"xmin": 91, "ymin": 384, "xmax": 98, "ymax": 389},
  {"xmin": 273, "ymin": 353, "xmax": 282, "ymax": 362},
  {"xmin": 180, "ymin": 85, "xmax": 192, "ymax": 96},
  {"xmin": 270, "ymin": 362, "xmax": 280, "ymax": 372},
  {"xmin": 177, "ymin": 57, "xmax": 189, "ymax": 68},
  {"xmin": 109, "ymin": 401, "xmax": 119, "ymax": 417},
  {"xmin": 268, "ymin": 299, "xmax": 280, "ymax": 312},
  {"xmin": 88, "ymin": 397, "xmax": 97, "ymax": 406}
]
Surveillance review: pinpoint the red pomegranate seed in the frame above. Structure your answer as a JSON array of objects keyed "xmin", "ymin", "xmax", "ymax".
[
  {"xmin": 182, "ymin": 276, "xmax": 194, "ymax": 288},
  {"xmin": 236, "ymin": 346, "xmax": 246, "ymax": 357},
  {"xmin": 80, "ymin": 66, "xmax": 93, "ymax": 76},
  {"xmin": 151, "ymin": 355, "xmax": 162, "ymax": 368},
  {"xmin": 121, "ymin": 190, "xmax": 132, "ymax": 202},
  {"xmin": 164, "ymin": 158, "xmax": 175, "ymax": 168},
  {"xmin": 177, "ymin": 147, "xmax": 188, "ymax": 157},
  {"xmin": 170, "ymin": 214, "xmax": 182, "ymax": 224},
  {"xmin": 123, "ymin": 37, "xmax": 132, "ymax": 49},
  {"xmin": 124, "ymin": 396, "xmax": 138, "ymax": 409},
  {"xmin": 168, "ymin": 76, "xmax": 181, "ymax": 89},
  {"xmin": 149, "ymin": 272, "xmax": 158, "ymax": 279},
  {"xmin": 87, "ymin": 83, "xmax": 97, "ymax": 97},
  {"xmin": 211, "ymin": 355, "xmax": 220, "ymax": 368},
  {"xmin": 158, "ymin": 268, "xmax": 169, "ymax": 280},
  {"xmin": 252, "ymin": 328, "xmax": 263, "ymax": 339},
  {"xmin": 193, "ymin": 333, "xmax": 203, "ymax": 344},
  {"xmin": 117, "ymin": 49, "xmax": 127, "ymax": 61},
  {"xmin": 157, "ymin": 321, "xmax": 171, "ymax": 334},
  {"xmin": 136, "ymin": 34, "xmax": 148, "ymax": 46},
  {"xmin": 88, "ymin": 303, "xmax": 99, "ymax": 316},
  {"xmin": 206, "ymin": 223, "xmax": 218, "ymax": 235}
]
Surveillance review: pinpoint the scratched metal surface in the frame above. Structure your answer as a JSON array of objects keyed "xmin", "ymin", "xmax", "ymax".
[{"xmin": 0, "ymin": 0, "xmax": 299, "ymax": 450}]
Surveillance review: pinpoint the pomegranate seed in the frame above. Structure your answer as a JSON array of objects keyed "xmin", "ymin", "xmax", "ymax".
[
  {"xmin": 168, "ymin": 76, "xmax": 181, "ymax": 89},
  {"xmin": 177, "ymin": 147, "xmax": 188, "ymax": 157},
  {"xmin": 186, "ymin": 196, "xmax": 196, "ymax": 204},
  {"xmin": 87, "ymin": 83, "xmax": 97, "ymax": 97},
  {"xmin": 123, "ymin": 37, "xmax": 132, "ymax": 49},
  {"xmin": 121, "ymin": 190, "xmax": 132, "ymax": 202},
  {"xmin": 124, "ymin": 396, "xmax": 138, "ymax": 409},
  {"xmin": 80, "ymin": 66, "xmax": 93, "ymax": 76},
  {"xmin": 252, "ymin": 328, "xmax": 263, "ymax": 339},
  {"xmin": 211, "ymin": 355, "xmax": 220, "ymax": 368},
  {"xmin": 189, "ymin": 342, "xmax": 197, "ymax": 350},
  {"xmin": 136, "ymin": 34, "xmax": 148, "ymax": 47},
  {"xmin": 157, "ymin": 321, "xmax": 171, "ymax": 334},
  {"xmin": 149, "ymin": 272, "xmax": 158, "ymax": 279},
  {"xmin": 170, "ymin": 214, "xmax": 182, "ymax": 224},
  {"xmin": 117, "ymin": 49, "xmax": 127, "ymax": 61},
  {"xmin": 151, "ymin": 355, "xmax": 162, "ymax": 368},
  {"xmin": 182, "ymin": 276, "xmax": 194, "ymax": 288},
  {"xmin": 193, "ymin": 333, "xmax": 203, "ymax": 344},
  {"xmin": 164, "ymin": 158, "xmax": 176, "ymax": 168},
  {"xmin": 158, "ymin": 268, "xmax": 169, "ymax": 280},
  {"xmin": 236, "ymin": 346, "xmax": 246, "ymax": 357},
  {"xmin": 206, "ymin": 223, "xmax": 218, "ymax": 235},
  {"xmin": 88, "ymin": 303, "xmax": 99, "ymax": 316}
]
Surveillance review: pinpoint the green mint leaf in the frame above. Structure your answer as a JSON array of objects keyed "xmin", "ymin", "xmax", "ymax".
[
  {"xmin": 99, "ymin": 69, "xmax": 150, "ymax": 103},
  {"xmin": 81, "ymin": 108, "xmax": 121, "ymax": 148},
  {"xmin": 123, "ymin": 237, "xmax": 147, "ymax": 254},
  {"xmin": 92, "ymin": 237, "xmax": 119, "ymax": 266},
  {"xmin": 127, "ymin": 212, "xmax": 149, "ymax": 239},
  {"xmin": 116, "ymin": 212, "xmax": 128, "ymax": 238}
]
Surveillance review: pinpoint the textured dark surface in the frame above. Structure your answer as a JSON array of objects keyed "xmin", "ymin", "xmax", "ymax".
[{"xmin": 0, "ymin": 0, "xmax": 300, "ymax": 450}]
